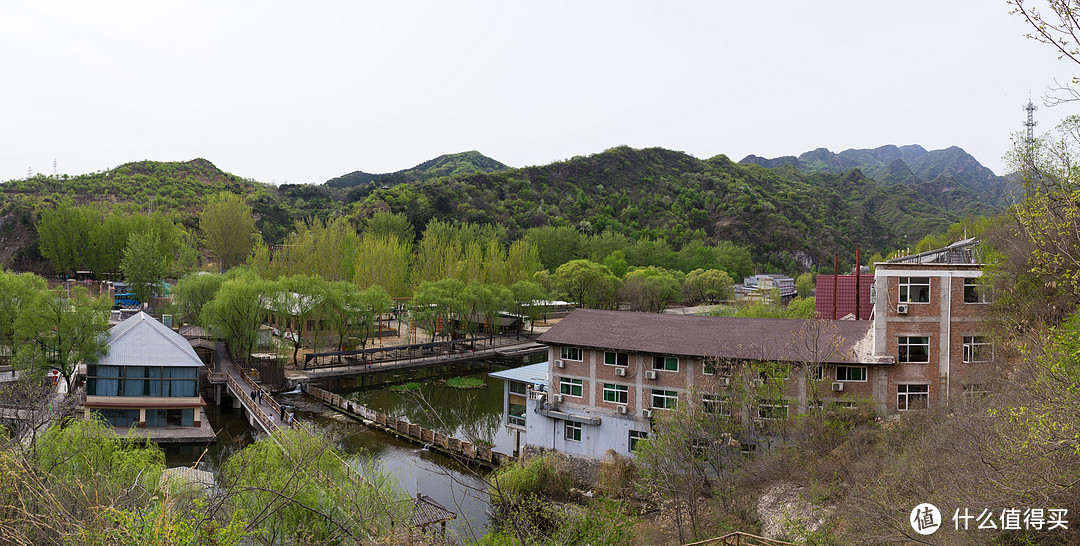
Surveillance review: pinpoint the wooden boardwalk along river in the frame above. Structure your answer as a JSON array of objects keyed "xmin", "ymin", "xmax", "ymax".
[
  {"xmin": 209, "ymin": 341, "xmax": 296, "ymax": 435},
  {"xmin": 301, "ymin": 382, "xmax": 517, "ymax": 468}
]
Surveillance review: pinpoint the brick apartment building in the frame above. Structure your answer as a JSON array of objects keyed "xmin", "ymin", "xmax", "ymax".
[{"xmin": 512, "ymin": 239, "xmax": 995, "ymax": 459}]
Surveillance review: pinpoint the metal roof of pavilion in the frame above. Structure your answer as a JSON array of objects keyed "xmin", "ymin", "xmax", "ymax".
[
  {"xmin": 489, "ymin": 362, "xmax": 549, "ymax": 388},
  {"xmin": 96, "ymin": 311, "xmax": 205, "ymax": 367}
]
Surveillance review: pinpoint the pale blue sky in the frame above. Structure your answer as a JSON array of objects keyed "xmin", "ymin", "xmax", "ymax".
[{"xmin": 0, "ymin": 1, "xmax": 1073, "ymax": 183}]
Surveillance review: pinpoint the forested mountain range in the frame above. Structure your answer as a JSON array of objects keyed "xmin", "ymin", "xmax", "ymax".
[
  {"xmin": 740, "ymin": 144, "xmax": 1011, "ymax": 210},
  {"xmin": 0, "ymin": 145, "xmax": 1000, "ymax": 274},
  {"xmin": 348, "ymin": 146, "xmax": 999, "ymax": 271},
  {"xmin": 324, "ymin": 151, "xmax": 509, "ymax": 204}
]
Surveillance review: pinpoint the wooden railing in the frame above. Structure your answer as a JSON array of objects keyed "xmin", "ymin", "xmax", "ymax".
[
  {"xmin": 302, "ymin": 383, "xmax": 514, "ymax": 467},
  {"xmin": 227, "ymin": 371, "xmax": 278, "ymax": 433}
]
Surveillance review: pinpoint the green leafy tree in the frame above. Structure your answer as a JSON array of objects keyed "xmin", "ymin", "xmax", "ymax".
[
  {"xmin": 220, "ymin": 428, "xmax": 407, "ymax": 544},
  {"xmin": 365, "ymin": 210, "xmax": 414, "ymax": 243},
  {"xmin": 269, "ymin": 275, "xmax": 329, "ymax": 366},
  {"xmin": 620, "ymin": 267, "xmax": 682, "ymax": 312},
  {"xmin": 553, "ymin": 260, "xmax": 620, "ymax": 309},
  {"xmin": 795, "ymin": 272, "xmax": 814, "ymax": 299},
  {"xmin": 14, "ymin": 286, "xmax": 111, "ymax": 393},
  {"xmin": 356, "ymin": 285, "xmax": 392, "ymax": 348},
  {"xmin": 121, "ymin": 230, "xmax": 168, "ymax": 308},
  {"xmin": 172, "ymin": 272, "xmax": 226, "ymax": 326},
  {"xmin": 510, "ymin": 280, "xmax": 550, "ymax": 336},
  {"xmin": 601, "ymin": 250, "xmax": 629, "ymax": 279},
  {"xmin": 202, "ymin": 270, "xmax": 269, "ymax": 365},
  {"xmin": 0, "ymin": 271, "xmax": 47, "ymax": 352},
  {"xmin": 682, "ymin": 268, "xmax": 735, "ymax": 304},
  {"xmin": 322, "ymin": 281, "xmax": 362, "ymax": 352},
  {"xmin": 411, "ymin": 278, "xmax": 465, "ymax": 341},
  {"xmin": 200, "ymin": 192, "xmax": 256, "ymax": 273},
  {"xmin": 524, "ymin": 226, "xmax": 585, "ymax": 271},
  {"xmin": 353, "ymin": 232, "xmax": 412, "ymax": 296}
]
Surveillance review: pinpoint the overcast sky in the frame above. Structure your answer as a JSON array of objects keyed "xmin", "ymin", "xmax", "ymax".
[{"xmin": 1, "ymin": 1, "xmax": 1075, "ymax": 184}]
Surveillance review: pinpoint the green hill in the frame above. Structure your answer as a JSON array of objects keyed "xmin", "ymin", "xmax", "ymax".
[
  {"xmin": 325, "ymin": 151, "xmax": 509, "ymax": 204},
  {"xmin": 349, "ymin": 146, "xmax": 992, "ymax": 271},
  {"xmin": 740, "ymin": 144, "xmax": 1010, "ymax": 209},
  {"xmin": 0, "ymin": 146, "xmax": 1000, "ymax": 274}
]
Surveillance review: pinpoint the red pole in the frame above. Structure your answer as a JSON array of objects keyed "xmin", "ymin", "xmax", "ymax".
[{"xmin": 855, "ymin": 244, "xmax": 862, "ymax": 320}]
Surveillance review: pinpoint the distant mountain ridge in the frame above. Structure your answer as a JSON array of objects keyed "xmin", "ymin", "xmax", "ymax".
[
  {"xmin": 740, "ymin": 145, "xmax": 1010, "ymax": 209},
  {"xmin": 324, "ymin": 150, "xmax": 508, "ymax": 190}
]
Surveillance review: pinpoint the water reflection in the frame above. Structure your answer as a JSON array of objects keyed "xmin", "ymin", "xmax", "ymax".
[{"xmin": 165, "ymin": 353, "xmax": 543, "ymax": 539}]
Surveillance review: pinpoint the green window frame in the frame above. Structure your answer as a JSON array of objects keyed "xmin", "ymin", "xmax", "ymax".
[
  {"xmin": 603, "ymin": 383, "xmax": 628, "ymax": 404},
  {"xmin": 559, "ymin": 377, "xmax": 583, "ymax": 397},
  {"xmin": 565, "ymin": 421, "xmax": 581, "ymax": 442},
  {"xmin": 651, "ymin": 389, "xmax": 678, "ymax": 410},
  {"xmin": 836, "ymin": 366, "xmax": 867, "ymax": 382},
  {"xmin": 604, "ymin": 351, "xmax": 629, "ymax": 366},
  {"xmin": 652, "ymin": 356, "xmax": 678, "ymax": 372}
]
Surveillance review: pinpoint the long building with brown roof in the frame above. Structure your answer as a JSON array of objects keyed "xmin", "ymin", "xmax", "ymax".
[{"xmin": 507, "ymin": 240, "xmax": 998, "ymax": 460}]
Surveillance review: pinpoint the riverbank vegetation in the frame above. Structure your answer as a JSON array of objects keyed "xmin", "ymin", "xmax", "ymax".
[{"xmin": 0, "ymin": 417, "xmax": 410, "ymax": 545}]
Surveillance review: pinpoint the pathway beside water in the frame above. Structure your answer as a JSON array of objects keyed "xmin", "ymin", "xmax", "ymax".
[{"xmin": 166, "ymin": 352, "xmax": 543, "ymax": 539}]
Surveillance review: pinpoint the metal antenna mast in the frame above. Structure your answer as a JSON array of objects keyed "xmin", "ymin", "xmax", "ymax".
[{"xmin": 1023, "ymin": 94, "xmax": 1038, "ymax": 144}]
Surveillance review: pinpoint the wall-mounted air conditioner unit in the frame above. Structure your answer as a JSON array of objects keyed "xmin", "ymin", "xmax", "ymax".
[
  {"xmin": 718, "ymin": 377, "xmax": 731, "ymax": 387},
  {"xmin": 617, "ymin": 405, "xmax": 628, "ymax": 414},
  {"xmin": 642, "ymin": 409, "xmax": 652, "ymax": 418},
  {"xmin": 615, "ymin": 367, "xmax": 626, "ymax": 377},
  {"xmin": 554, "ymin": 360, "xmax": 564, "ymax": 368},
  {"xmin": 832, "ymin": 382, "xmax": 844, "ymax": 392},
  {"xmin": 896, "ymin": 304, "xmax": 908, "ymax": 315},
  {"xmin": 645, "ymin": 370, "xmax": 657, "ymax": 380},
  {"xmin": 554, "ymin": 394, "xmax": 564, "ymax": 403}
]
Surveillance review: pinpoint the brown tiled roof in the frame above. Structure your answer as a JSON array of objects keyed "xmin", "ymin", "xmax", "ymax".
[{"xmin": 536, "ymin": 309, "xmax": 877, "ymax": 365}]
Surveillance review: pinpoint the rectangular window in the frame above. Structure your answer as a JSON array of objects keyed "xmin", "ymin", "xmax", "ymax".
[
  {"xmin": 899, "ymin": 277, "xmax": 930, "ymax": 303},
  {"xmin": 604, "ymin": 352, "xmax": 629, "ymax": 367},
  {"xmin": 651, "ymin": 389, "xmax": 678, "ymax": 410},
  {"xmin": 962, "ymin": 336, "xmax": 992, "ymax": 363},
  {"xmin": 628, "ymin": 430, "xmax": 648, "ymax": 452},
  {"xmin": 836, "ymin": 366, "xmax": 867, "ymax": 382},
  {"xmin": 897, "ymin": 384, "xmax": 929, "ymax": 410},
  {"xmin": 565, "ymin": 421, "xmax": 581, "ymax": 442},
  {"xmin": 898, "ymin": 336, "xmax": 930, "ymax": 363},
  {"xmin": 703, "ymin": 358, "xmax": 733, "ymax": 376},
  {"xmin": 559, "ymin": 377, "xmax": 583, "ymax": 397},
  {"xmin": 964, "ymin": 278, "xmax": 991, "ymax": 304},
  {"xmin": 703, "ymin": 394, "xmax": 731, "ymax": 416},
  {"xmin": 812, "ymin": 366, "xmax": 824, "ymax": 381},
  {"xmin": 602, "ymin": 383, "xmax": 629, "ymax": 404},
  {"xmin": 508, "ymin": 381, "xmax": 527, "ymax": 395},
  {"xmin": 508, "ymin": 403, "xmax": 526, "ymax": 427},
  {"xmin": 652, "ymin": 356, "xmax": 678, "ymax": 372},
  {"xmin": 757, "ymin": 399, "xmax": 789, "ymax": 420},
  {"xmin": 560, "ymin": 347, "xmax": 583, "ymax": 361}
]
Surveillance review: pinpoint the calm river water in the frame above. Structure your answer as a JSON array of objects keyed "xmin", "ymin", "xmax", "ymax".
[{"xmin": 164, "ymin": 352, "xmax": 543, "ymax": 539}]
